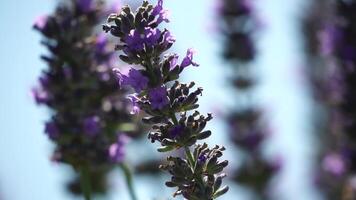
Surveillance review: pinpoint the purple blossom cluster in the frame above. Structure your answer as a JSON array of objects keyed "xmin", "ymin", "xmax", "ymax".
[
  {"xmin": 217, "ymin": 0, "xmax": 279, "ymax": 198},
  {"xmin": 103, "ymin": 0, "xmax": 229, "ymax": 199},
  {"xmin": 304, "ymin": 1, "xmax": 356, "ymax": 199},
  {"xmin": 33, "ymin": 0, "xmax": 143, "ymax": 197}
]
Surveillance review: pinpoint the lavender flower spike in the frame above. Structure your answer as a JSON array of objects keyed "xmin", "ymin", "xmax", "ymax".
[{"xmin": 104, "ymin": 1, "xmax": 229, "ymax": 199}]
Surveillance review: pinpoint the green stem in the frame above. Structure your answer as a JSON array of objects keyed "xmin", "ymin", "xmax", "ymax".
[
  {"xmin": 184, "ymin": 146, "xmax": 195, "ymax": 167},
  {"xmin": 170, "ymin": 112, "xmax": 179, "ymax": 125},
  {"xmin": 80, "ymin": 166, "xmax": 92, "ymax": 200},
  {"xmin": 120, "ymin": 163, "xmax": 138, "ymax": 200}
]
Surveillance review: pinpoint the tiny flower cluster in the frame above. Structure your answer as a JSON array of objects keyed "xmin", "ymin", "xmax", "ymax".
[
  {"xmin": 217, "ymin": 0, "xmax": 279, "ymax": 198},
  {"xmin": 33, "ymin": 0, "xmax": 142, "ymax": 196},
  {"xmin": 104, "ymin": 0, "xmax": 229, "ymax": 199}
]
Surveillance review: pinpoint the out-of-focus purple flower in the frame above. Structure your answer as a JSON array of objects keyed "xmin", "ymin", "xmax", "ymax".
[
  {"xmin": 32, "ymin": 87, "xmax": 50, "ymax": 104},
  {"xmin": 108, "ymin": 0, "xmax": 121, "ymax": 13},
  {"xmin": 83, "ymin": 116, "xmax": 101, "ymax": 136},
  {"xmin": 127, "ymin": 94, "xmax": 140, "ymax": 114},
  {"xmin": 109, "ymin": 133, "xmax": 130, "ymax": 163},
  {"xmin": 322, "ymin": 153, "xmax": 346, "ymax": 176},
  {"xmin": 151, "ymin": 0, "xmax": 170, "ymax": 24},
  {"xmin": 181, "ymin": 48, "xmax": 199, "ymax": 68},
  {"xmin": 96, "ymin": 33, "xmax": 108, "ymax": 54},
  {"xmin": 149, "ymin": 86, "xmax": 169, "ymax": 110},
  {"xmin": 77, "ymin": 0, "xmax": 93, "ymax": 13},
  {"xmin": 318, "ymin": 25, "xmax": 342, "ymax": 56},
  {"xmin": 169, "ymin": 125, "xmax": 183, "ymax": 138},
  {"xmin": 125, "ymin": 28, "xmax": 162, "ymax": 51},
  {"xmin": 33, "ymin": 15, "xmax": 48, "ymax": 31},
  {"xmin": 114, "ymin": 68, "xmax": 148, "ymax": 92},
  {"xmin": 45, "ymin": 121, "xmax": 59, "ymax": 139}
]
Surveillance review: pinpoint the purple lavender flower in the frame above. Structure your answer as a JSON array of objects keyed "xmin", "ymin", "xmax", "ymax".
[
  {"xmin": 45, "ymin": 121, "xmax": 59, "ymax": 139},
  {"xmin": 109, "ymin": 134, "xmax": 129, "ymax": 163},
  {"xmin": 161, "ymin": 30, "xmax": 176, "ymax": 48},
  {"xmin": 125, "ymin": 28, "xmax": 162, "ymax": 51},
  {"xmin": 104, "ymin": 1, "xmax": 229, "ymax": 198},
  {"xmin": 33, "ymin": 15, "xmax": 48, "ymax": 30},
  {"xmin": 169, "ymin": 125, "xmax": 183, "ymax": 138},
  {"xmin": 180, "ymin": 48, "xmax": 199, "ymax": 68},
  {"xmin": 145, "ymin": 27, "xmax": 162, "ymax": 46},
  {"xmin": 149, "ymin": 86, "xmax": 169, "ymax": 110},
  {"xmin": 168, "ymin": 54, "xmax": 179, "ymax": 70},
  {"xmin": 95, "ymin": 33, "xmax": 108, "ymax": 54},
  {"xmin": 114, "ymin": 68, "xmax": 149, "ymax": 92},
  {"xmin": 77, "ymin": 0, "xmax": 93, "ymax": 13},
  {"xmin": 322, "ymin": 153, "xmax": 346, "ymax": 177},
  {"xmin": 83, "ymin": 116, "xmax": 101, "ymax": 136},
  {"xmin": 151, "ymin": 0, "xmax": 170, "ymax": 25},
  {"xmin": 127, "ymin": 95, "xmax": 141, "ymax": 114}
]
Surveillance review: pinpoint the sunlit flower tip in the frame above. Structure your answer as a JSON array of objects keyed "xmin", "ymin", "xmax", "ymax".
[
  {"xmin": 109, "ymin": 134, "xmax": 130, "ymax": 163},
  {"xmin": 180, "ymin": 48, "xmax": 199, "ymax": 68},
  {"xmin": 322, "ymin": 153, "xmax": 346, "ymax": 176},
  {"xmin": 162, "ymin": 30, "xmax": 176, "ymax": 46},
  {"xmin": 127, "ymin": 94, "xmax": 140, "ymax": 114},
  {"xmin": 149, "ymin": 86, "xmax": 169, "ymax": 110},
  {"xmin": 152, "ymin": 0, "xmax": 170, "ymax": 24},
  {"xmin": 113, "ymin": 68, "xmax": 148, "ymax": 92},
  {"xmin": 77, "ymin": 0, "xmax": 93, "ymax": 13},
  {"xmin": 45, "ymin": 121, "xmax": 59, "ymax": 139},
  {"xmin": 33, "ymin": 15, "xmax": 48, "ymax": 30},
  {"xmin": 83, "ymin": 116, "xmax": 101, "ymax": 136},
  {"xmin": 32, "ymin": 87, "xmax": 50, "ymax": 104}
]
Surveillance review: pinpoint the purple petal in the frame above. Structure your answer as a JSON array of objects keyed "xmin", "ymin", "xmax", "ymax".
[
  {"xmin": 180, "ymin": 48, "xmax": 199, "ymax": 68},
  {"xmin": 83, "ymin": 116, "xmax": 101, "ymax": 136},
  {"xmin": 109, "ymin": 133, "xmax": 130, "ymax": 163},
  {"xmin": 149, "ymin": 86, "xmax": 169, "ymax": 110},
  {"xmin": 127, "ymin": 94, "xmax": 141, "ymax": 114}
]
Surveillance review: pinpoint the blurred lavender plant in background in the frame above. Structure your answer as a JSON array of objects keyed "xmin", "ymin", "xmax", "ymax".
[
  {"xmin": 216, "ymin": 0, "xmax": 280, "ymax": 199},
  {"xmin": 304, "ymin": 0, "xmax": 356, "ymax": 199},
  {"xmin": 33, "ymin": 0, "xmax": 145, "ymax": 199}
]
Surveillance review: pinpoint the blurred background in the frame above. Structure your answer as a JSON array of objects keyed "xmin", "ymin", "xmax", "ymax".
[{"xmin": 0, "ymin": 0, "xmax": 350, "ymax": 199}]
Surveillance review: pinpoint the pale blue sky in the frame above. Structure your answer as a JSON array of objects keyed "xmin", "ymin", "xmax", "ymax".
[{"xmin": 0, "ymin": 0, "xmax": 320, "ymax": 199}]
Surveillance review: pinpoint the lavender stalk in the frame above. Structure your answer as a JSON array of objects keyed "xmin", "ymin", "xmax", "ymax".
[
  {"xmin": 33, "ymin": 0, "xmax": 142, "ymax": 199},
  {"xmin": 216, "ymin": 0, "xmax": 279, "ymax": 198},
  {"xmin": 103, "ymin": 0, "xmax": 229, "ymax": 199},
  {"xmin": 304, "ymin": 0, "xmax": 356, "ymax": 199}
]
